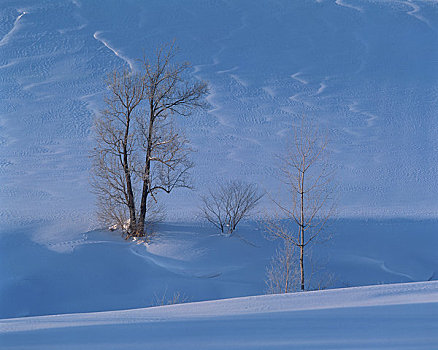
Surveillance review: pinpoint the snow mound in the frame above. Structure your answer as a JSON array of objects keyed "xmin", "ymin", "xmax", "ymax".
[{"xmin": 1, "ymin": 281, "xmax": 437, "ymax": 349}]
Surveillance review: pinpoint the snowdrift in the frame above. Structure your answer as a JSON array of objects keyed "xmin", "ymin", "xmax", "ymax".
[
  {"xmin": 1, "ymin": 220, "xmax": 437, "ymax": 319},
  {"xmin": 1, "ymin": 0, "xmax": 438, "ymax": 227},
  {"xmin": 1, "ymin": 281, "xmax": 437, "ymax": 349}
]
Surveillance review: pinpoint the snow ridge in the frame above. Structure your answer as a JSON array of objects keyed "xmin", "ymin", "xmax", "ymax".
[
  {"xmin": 402, "ymin": 0, "xmax": 432, "ymax": 28},
  {"xmin": 93, "ymin": 31, "xmax": 135, "ymax": 72},
  {"xmin": 335, "ymin": 0, "xmax": 363, "ymax": 12},
  {"xmin": 1, "ymin": 281, "xmax": 437, "ymax": 334},
  {"xmin": 0, "ymin": 11, "xmax": 27, "ymax": 47}
]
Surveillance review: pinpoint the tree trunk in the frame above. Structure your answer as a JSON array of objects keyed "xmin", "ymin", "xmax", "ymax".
[
  {"xmin": 137, "ymin": 110, "xmax": 155, "ymax": 235},
  {"xmin": 300, "ymin": 161, "xmax": 305, "ymax": 291},
  {"xmin": 125, "ymin": 169, "xmax": 137, "ymax": 234},
  {"xmin": 285, "ymin": 245, "xmax": 290, "ymax": 293},
  {"xmin": 300, "ymin": 244, "xmax": 304, "ymax": 291},
  {"xmin": 122, "ymin": 115, "xmax": 136, "ymax": 234},
  {"xmin": 137, "ymin": 173, "xmax": 149, "ymax": 235}
]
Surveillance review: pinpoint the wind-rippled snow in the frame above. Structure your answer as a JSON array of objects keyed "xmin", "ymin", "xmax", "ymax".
[{"xmin": 0, "ymin": 0, "xmax": 437, "ymax": 230}]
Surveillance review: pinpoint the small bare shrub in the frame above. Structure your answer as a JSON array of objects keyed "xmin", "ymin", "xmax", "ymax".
[
  {"xmin": 201, "ymin": 180, "xmax": 263, "ymax": 235},
  {"xmin": 153, "ymin": 289, "xmax": 190, "ymax": 306},
  {"xmin": 265, "ymin": 241, "xmax": 299, "ymax": 294}
]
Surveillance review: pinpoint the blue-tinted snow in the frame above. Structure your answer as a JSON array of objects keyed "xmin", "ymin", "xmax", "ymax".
[
  {"xmin": 1, "ymin": 2, "xmax": 438, "ymax": 345},
  {"xmin": 1, "ymin": 219, "xmax": 437, "ymax": 319},
  {"xmin": 1, "ymin": 0, "xmax": 438, "ymax": 229},
  {"xmin": 1, "ymin": 281, "xmax": 438, "ymax": 349}
]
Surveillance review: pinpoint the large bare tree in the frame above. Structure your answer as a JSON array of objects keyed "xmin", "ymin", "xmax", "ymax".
[
  {"xmin": 92, "ymin": 70, "xmax": 145, "ymax": 234},
  {"xmin": 92, "ymin": 43, "xmax": 208, "ymax": 237},
  {"xmin": 136, "ymin": 44, "xmax": 208, "ymax": 235},
  {"xmin": 265, "ymin": 116, "xmax": 336, "ymax": 291}
]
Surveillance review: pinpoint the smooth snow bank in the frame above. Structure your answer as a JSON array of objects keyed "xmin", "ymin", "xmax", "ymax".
[
  {"xmin": 1, "ymin": 282, "xmax": 437, "ymax": 349},
  {"xmin": 1, "ymin": 219, "xmax": 437, "ymax": 319},
  {"xmin": 1, "ymin": 0, "xmax": 438, "ymax": 226},
  {"xmin": 2, "ymin": 281, "xmax": 437, "ymax": 331}
]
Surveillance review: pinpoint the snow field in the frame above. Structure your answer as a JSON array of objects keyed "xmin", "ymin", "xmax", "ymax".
[{"xmin": 1, "ymin": 281, "xmax": 437, "ymax": 350}]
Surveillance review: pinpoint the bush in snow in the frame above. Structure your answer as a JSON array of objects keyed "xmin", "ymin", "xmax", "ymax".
[{"xmin": 201, "ymin": 180, "xmax": 263, "ymax": 236}]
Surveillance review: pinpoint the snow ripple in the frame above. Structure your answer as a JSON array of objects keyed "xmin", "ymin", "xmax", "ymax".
[
  {"xmin": 93, "ymin": 31, "xmax": 135, "ymax": 72},
  {"xmin": 335, "ymin": 0, "xmax": 363, "ymax": 12},
  {"xmin": 348, "ymin": 101, "xmax": 379, "ymax": 127},
  {"xmin": 0, "ymin": 11, "xmax": 27, "ymax": 48},
  {"xmin": 402, "ymin": 0, "xmax": 431, "ymax": 28},
  {"xmin": 291, "ymin": 72, "xmax": 309, "ymax": 85}
]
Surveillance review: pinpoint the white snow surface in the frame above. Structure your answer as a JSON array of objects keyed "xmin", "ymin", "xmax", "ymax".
[
  {"xmin": 1, "ymin": 0, "xmax": 438, "ymax": 229},
  {"xmin": 1, "ymin": 1, "xmax": 438, "ymax": 347},
  {"xmin": 1, "ymin": 220, "xmax": 437, "ymax": 319},
  {"xmin": 1, "ymin": 281, "xmax": 437, "ymax": 349}
]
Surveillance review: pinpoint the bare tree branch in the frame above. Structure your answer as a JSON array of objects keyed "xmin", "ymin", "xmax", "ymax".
[
  {"xmin": 91, "ymin": 42, "xmax": 208, "ymax": 238},
  {"xmin": 136, "ymin": 42, "xmax": 208, "ymax": 235},
  {"xmin": 201, "ymin": 180, "xmax": 263, "ymax": 236},
  {"xmin": 265, "ymin": 115, "xmax": 336, "ymax": 291}
]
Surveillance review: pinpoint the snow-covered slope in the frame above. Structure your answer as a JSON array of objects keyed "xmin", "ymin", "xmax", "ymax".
[
  {"xmin": 1, "ymin": 0, "xmax": 438, "ymax": 228},
  {"xmin": 1, "ymin": 1, "xmax": 437, "ymax": 346},
  {"xmin": 2, "ymin": 281, "xmax": 437, "ymax": 349},
  {"xmin": 1, "ymin": 219, "xmax": 437, "ymax": 319}
]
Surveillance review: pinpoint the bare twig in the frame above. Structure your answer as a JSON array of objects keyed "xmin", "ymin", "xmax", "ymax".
[
  {"xmin": 265, "ymin": 115, "xmax": 336, "ymax": 291},
  {"xmin": 201, "ymin": 180, "xmax": 263, "ymax": 235}
]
